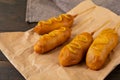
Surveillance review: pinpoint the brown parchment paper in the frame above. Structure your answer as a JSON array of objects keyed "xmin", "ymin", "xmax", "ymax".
[{"xmin": 0, "ymin": 0, "xmax": 120, "ymax": 80}]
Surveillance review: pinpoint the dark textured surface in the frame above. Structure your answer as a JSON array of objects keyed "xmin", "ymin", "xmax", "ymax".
[
  {"xmin": 26, "ymin": 0, "xmax": 120, "ymax": 22},
  {"xmin": 0, "ymin": 0, "xmax": 36, "ymax": 32},
  {"xmin": 0, "ymin": 0, "xmax": 35, "ymax": 80},
  {"xmin": 0, "ymin": 0, "xmax": 120, "ymax": 80}
]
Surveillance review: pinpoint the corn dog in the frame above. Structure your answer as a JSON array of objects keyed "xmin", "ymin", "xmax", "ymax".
[
  {"xmin": 86, "ymin": 28, "xmax": 119, "ymax": 70},
  {"xmin": 34, "ymin": 14, "xmax": 75, "ymax": 35},
  {"xmin": 59, "ymin": 32, "xmax": 93, "ymax": 66},
  {"xmin": 34, "ymin": 27, "xmax": 71, "ymax": 54}
]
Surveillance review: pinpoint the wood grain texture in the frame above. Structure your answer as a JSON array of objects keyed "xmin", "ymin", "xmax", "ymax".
[
  {"xmin": 0, "ymin": 0, "xmax": 120, "ymax": 80},
  {"xmin": 0, "ymin": 0, "xmax": 36, "ymax": 32},
  {"xmin": 0, "ymin": 0, "xmax": 35, "ymax": 80}
]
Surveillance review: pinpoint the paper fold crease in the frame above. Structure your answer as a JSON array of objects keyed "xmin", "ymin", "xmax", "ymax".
[{"xmin": 0, "ymin": 0, "xmax": 120, "ymax": 80}]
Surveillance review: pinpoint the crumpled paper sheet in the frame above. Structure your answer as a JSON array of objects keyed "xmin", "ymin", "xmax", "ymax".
[{"xmin": 0, "ymin": 0, "xmax": 120, "ymax": 80}]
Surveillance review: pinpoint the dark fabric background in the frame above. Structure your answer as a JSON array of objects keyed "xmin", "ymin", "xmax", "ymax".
[
  {"xmin": 26, "ymin": 0, "xmax": 120, "ymax": 22},
  {"xmin": 0, "ymin": 0, "xmax": 120, "ymax": 80}
]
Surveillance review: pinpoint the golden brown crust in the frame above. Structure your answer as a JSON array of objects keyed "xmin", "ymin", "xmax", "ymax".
[
  {"xmin": 86, "ymin": 28, "xmax": 119, "ymax": 70},
  {"xmin": 34, "ymin": 27, "xmax": 71, "ymax": 54},
  {"xmin": 59, "ymin": 32, "xmax": 93, "ymax": 66},
  {"xmin": 33, "ymin": 14, "xmax": 74, "ymax": 35}
]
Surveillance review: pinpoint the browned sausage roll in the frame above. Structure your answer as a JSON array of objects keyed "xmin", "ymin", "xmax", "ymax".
[
  {"xmin": 59, "ymin": 32, "xmax": 93, "ymax": 66},
  {"xmin": 34, "ymin": 14, "xmax": 75, "ymax": 35},
  {"xmin": 34, "ymin": 27, "xmax": 71, "ymax": 54},
  {"xmin": 86, "ymin": 28, "xmax": 119, "ymax": 70}
]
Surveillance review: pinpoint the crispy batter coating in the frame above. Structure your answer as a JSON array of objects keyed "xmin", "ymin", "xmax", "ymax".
[
  {"xmin": 86, "ymin": 28, "xmax": 118, "ymax": 70},
  {"xmin": 34, "ymin": 27, "xmax": 71, "ymax": 54},
  {"xmin": 59, "ymin": 32, "xmax": 93, "ymax": 66},
  {"xmin": 34, "ymin": 14, "xmax": 75, "ymax": 34}
]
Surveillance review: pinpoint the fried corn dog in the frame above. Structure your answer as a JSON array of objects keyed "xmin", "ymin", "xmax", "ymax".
[
  {"xmin": 34, "ymin": 14, "xmax": 75, "ymax": 35},
  {"xmin": 86, "ymin": 28, "xmax": 118, "ymax": 70},
  {"xmin": 59, "ymin": 32, "xmax": 93, "ymax": 66},
  {"xmin": 34, "ymin": 27, "xmax": 71, "ymax": 54}
]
